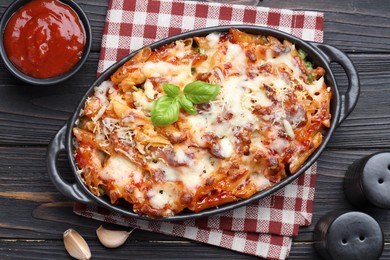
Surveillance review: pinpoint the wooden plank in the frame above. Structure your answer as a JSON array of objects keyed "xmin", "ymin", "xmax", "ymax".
[
  {"xmin": 0, "ymin": 2, "xmax": 388, "ymax": 146},
  {"xmin": 0, "ymin": 0, "xmax": 389, "ymax": 56},
  {"xmin": 297, "ymin": 149, "xmax": 390, "ymax": 243},
  {"xmin": 1, "ymin": 238, "xmax": 389, "ymax": 259},
  {"xmin": 0, "ymin": 238, "xmax": 389, "ymax": 259},
  {"xmin": 259, "ymin": 0, "xmax": 390, "ymax": 53},
  {"xmin": 0, "ymin": 0, "xmax": 389, "ymax": 259},
  {"xmin": 0, "ymin": 54, "xmax": 389, "ymax": 148},
  {"xmin": 1, "ymin": 147, "xmax": 390, "ymax": 241},
  {"xmin": 0, "ymin": 239, "xmax": 262, "ymax": 260}
]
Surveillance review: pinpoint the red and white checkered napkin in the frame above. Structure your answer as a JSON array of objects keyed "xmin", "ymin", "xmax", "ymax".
[{"xmin": 74, "ymin": 1, "xmax": 324, "ymax": 259}]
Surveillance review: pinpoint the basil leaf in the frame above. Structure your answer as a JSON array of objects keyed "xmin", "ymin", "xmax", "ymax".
[
  {"xmin": 151, "ymin": 96, "xmax": 180, "ymax": 126},
  {"xmin": 196, "ymin": 47, "xmax": 205, "ymax": 54},
  {"xmin": 178, "ymin": 96, "xmax": 197, "ymax": 115},
  {"xmin": 298, "ymin": 49, "xmax": 307, "ymax": 60},
  {"xmin": 308, "ymin": 73, "xmax": 314, "ymax": 83},
  {"xmin": 183, "ymin": 81, "xmax": 220, "ymax": 104},
  {"xmin": 162, "ymin": 83, "xmax": 180, "ymax": 98},
  {"xmin": 304, "ymin": 61, "xmax": 313, "ymax": 70}
]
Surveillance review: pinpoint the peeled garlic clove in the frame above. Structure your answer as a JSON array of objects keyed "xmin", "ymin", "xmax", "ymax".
[
  {"xmin": 63, "ymin": 228, "xmax": 91, "ymax": 260},
  {"xmin": 96, "ymin": 225, "xmax": 133, "ymax": 248}
]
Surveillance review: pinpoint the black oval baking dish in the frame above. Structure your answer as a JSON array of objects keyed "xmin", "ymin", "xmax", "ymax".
[{"xmin": 47, "ymin": 25, "xmax": 360, "ymax": 221}]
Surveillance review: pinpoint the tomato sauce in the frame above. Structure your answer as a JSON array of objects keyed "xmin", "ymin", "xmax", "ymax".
[{"xmin": 3, "ymin": 0, "xmax": 85, "ymax": 79}]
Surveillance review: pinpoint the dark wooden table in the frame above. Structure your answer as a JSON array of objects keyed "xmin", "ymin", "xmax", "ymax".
[{"xmin": 0, "ymin": 0, "xmax": 389, "ymax": 259}]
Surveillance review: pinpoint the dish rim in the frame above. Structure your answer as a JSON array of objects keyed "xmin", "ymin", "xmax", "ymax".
[{"xmin": 53, "ymin": 25, "xmax": 356, "ymax": 221}]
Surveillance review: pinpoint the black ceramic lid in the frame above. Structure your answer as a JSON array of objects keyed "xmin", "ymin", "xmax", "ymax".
[
  {"xmin": 314, "ymin": 211, "xmax": 384, "ymax": 260},
  {"xmin": 361, "ymin": 152, "xmax": 390, "ymax": 208},
  {"xmin": 344, "ymin": 152, "xmax": 390, "ymax": 209}
]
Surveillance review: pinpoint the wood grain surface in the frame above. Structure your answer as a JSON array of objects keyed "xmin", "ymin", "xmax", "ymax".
[{"xmin": 0, "ymin": 0, "xmax": 389, "ymax": 259}]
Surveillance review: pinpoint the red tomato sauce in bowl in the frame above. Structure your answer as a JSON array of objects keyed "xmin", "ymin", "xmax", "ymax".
[{"xmin": 3, "ymin": 0, "xmax": 86, "ymax": 79}]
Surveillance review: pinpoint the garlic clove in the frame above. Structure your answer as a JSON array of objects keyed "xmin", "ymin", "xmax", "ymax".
[
  {"xmin": 96, "ymin": 225, "xmax": 134, "ymax": 248},
  {"xmin": 63, "ymin": 228, "xmax": 91, "ymax": 260}
]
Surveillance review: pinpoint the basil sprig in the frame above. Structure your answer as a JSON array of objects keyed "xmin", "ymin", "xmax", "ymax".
[{"xmin": 151, "ymin": 81, "xmax": 220, "ymax": 126}]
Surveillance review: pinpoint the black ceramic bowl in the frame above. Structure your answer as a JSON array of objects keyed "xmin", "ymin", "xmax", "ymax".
[
  {"xmin": 47, "ymin": 25, "xmax": 360, "ymax": 221},
  {"xmin": 0, "ymin": 0, "xmax": 92, "ymax": 85}
]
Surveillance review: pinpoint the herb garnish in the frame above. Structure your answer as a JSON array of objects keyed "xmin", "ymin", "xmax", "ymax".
[
  {"xmin": 298, "ymin": 49, "xmax": 314, "ymax": 83},
  {"xmin": 151, "ymin": 81, "xmax": 220, "ymax": 126}
]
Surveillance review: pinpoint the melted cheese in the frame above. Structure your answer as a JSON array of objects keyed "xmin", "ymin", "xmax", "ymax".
[
  {"xmin": 251, "ymin": 172, "xmax": 271, "ymax": 190},
  {"xmin": 100, "ymin": 155, "xmax": 140, "ymax": 185},
  {"xmin": 219, "ymin": 138, "xmax": 233, "ymax": 158},
  {"xmin": 206, "ymin": 32, "xmax": 220, "ymax": 48},
  {"xmin": 133, "ymin": 91, "xmax": 153, "ymax": 112},
  {"xmin": 143, "ymin": 79, "xmax": 156, "ymax": 99},
  {"xmin": 74, "ymin": 28, "xmax": 331, "ymax": 218},
  {"xmin": 91, "ymin": 81, "xmax": 114, "ymax": 122},
  {"xmin": 148, "ymin": 188, "xmax": 171, "ymax": 209},
  {"xmin": 307, "ymin": 76, "xmax": 325, "ymax": 98},
  {"xmin": 149, "ymin": 161, "xmax": 178, "ymax": 181},
  {"xmin": 225, "ymin": 42, "xmax": 247, "ymax": 74},
  {"xmin": 242, "ymin": 76, "xmax": 273, "ymax": 107}
]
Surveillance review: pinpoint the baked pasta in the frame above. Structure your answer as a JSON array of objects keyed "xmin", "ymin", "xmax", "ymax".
[{"xmin": 73, "ymin": 28, "xmax": 331, "ymax": 218}]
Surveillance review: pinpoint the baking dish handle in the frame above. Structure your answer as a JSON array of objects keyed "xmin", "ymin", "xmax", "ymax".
[
  {"xmin": 46, "ymin": 124, "xmax": 93, "ymax": 204},
  {"xmin": 311, "ymin": 42, "xmax": 360, "ymax": 125}
]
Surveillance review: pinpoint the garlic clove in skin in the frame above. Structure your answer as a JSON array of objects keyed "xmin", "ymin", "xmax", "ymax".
[
  {"xmin": 96, "ymin": 225, "xmax": 134, "ymax": 248},
  {"xmin": 63, "ymin": 228, "xmax": 91, "ymax": 260}
]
